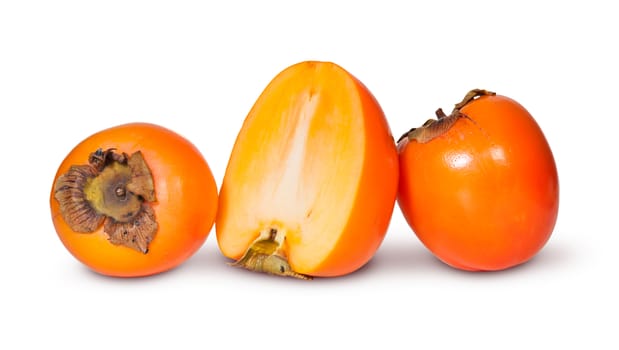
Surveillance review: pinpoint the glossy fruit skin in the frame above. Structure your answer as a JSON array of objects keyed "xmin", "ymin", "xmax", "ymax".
[
  {"xmin": 50, "ymin": 122, "xmax": 218, "ymax": 277},
  {"xmin": 309, "ymin": 67, "xmax": 399, "ymax": 276},
  {"xmin": 397, "ymin": 94, "xmax": 559, "ymax": 271}
]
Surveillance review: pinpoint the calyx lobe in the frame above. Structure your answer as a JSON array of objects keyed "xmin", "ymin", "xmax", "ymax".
[
  {"xmin": 54, "ymin": 148, "xmax": 158, "ymax": 254},
  {"xmin": 398, "ymin": 89, "xmax": 496, "ymax": 144}
]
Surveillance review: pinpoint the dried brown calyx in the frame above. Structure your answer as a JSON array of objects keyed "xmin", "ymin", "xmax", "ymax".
[
  {"xmin": 398, "ymin": 89, "xmax": 496, "ymax": 144},
  {"xmin": 53, "ymin": 148, "xmax": 158, "ymax": 253}
]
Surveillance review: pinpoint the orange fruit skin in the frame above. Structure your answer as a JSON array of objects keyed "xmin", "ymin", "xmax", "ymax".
[
  {"xmin": 311, "ymin": 75, "xmax": 399, "ymax": 277},
  {"xmin": 50, "ymin": 122, "xmax": 218, "ymax": 277},
  {"xmin": 398, "ymin": 94, "xmax": 559, "ymax": 271}
]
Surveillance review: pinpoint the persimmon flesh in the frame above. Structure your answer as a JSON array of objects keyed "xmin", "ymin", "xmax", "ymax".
[{"xmin": 216, "ymin": 61, "xmax": 398, "ymax": 278}]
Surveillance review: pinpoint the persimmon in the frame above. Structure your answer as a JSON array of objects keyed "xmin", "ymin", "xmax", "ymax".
[
  {"xmin": 397, "ymin": 89, "xmax": 559, "ymax": 271},
  {"xmin": 216, "ymin": 61, "xmax": 398, "ymax": 279},
  {"xmin": 50, "ymin": 122, "xmax": 218, "ymax": 277}
]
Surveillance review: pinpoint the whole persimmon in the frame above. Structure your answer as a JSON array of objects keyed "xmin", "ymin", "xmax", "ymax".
[
  {"xmin": 50, "ymin": 122, "xmax": 218, "ymax": 277},
  {"xmin": 216, "ymin": 61, "xmax": 399, "ymax": 279},
  {"xmin": 397, "ymin": 89, "xmax": 559, "ymax": 271}
]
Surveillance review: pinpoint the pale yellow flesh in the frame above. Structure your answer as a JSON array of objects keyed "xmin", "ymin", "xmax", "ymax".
[{"xmin": 217, "ymin": 63, "xmax": 365, "ymax": 273}]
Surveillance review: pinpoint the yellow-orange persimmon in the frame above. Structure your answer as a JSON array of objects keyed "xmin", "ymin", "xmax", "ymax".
[
  {"xmin": 216, "ymin": 61, "xmax": 398, "ymax": 279},
  {"xmin": 397, "ymin": 90, "xmax": 559, "ymax": 271},
  {"xmin": 50, "ymin": 122, "xmax": 218, "ymax": 277}
]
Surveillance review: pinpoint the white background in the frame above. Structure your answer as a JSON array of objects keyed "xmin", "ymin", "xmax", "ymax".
[{"xmin": 1, "ymin": 1, "xmax": 617, "ymax": 349}]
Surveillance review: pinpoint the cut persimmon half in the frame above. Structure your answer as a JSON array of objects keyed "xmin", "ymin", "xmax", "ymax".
[{"xmin": 216, "ymin": 61, "xmax": 398, "ymax": 279}]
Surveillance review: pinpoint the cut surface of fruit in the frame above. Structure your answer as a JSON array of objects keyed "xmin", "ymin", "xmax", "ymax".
[{"xmin": 216, "ymin": 61, "xmax": 398, "ymax": 278}]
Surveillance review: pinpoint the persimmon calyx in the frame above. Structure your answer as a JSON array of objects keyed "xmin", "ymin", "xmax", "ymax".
[
  {"xmin": 229, "ymin": 228, "xmax": 312, "ymax": 280},
  {"xmin": 451, "ymin": 89, "xmax": 495, "ymax": 114},
  {"xmin": 53, "ymin": 148, "xmax": 158, "ymax": 254},
  {"xmin": 397, "ymin": 89, "xmax": 495, "ymax": 144}
]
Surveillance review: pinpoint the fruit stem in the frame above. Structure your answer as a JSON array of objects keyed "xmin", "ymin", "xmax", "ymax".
[{"xmin": 229, "ymin": 227, "xmax": 312, "ymax": 280}]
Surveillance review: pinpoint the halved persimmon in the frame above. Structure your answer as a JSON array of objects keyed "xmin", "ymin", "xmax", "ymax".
[
  {"xmin": 50, "ymin": 122, "xmax": 218, "ymax": 277},
  {"xmin": 216, "ymin": 61, "xmax": 398, "ymax": 279}
]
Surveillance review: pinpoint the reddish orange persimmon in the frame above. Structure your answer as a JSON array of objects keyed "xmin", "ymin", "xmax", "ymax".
[
  {"xmin": 216, "ymin": 61, "xmax": 398, "ymax": 279},
  {"xmin": 397, "ymin": 90, "xmax": 559, "ymax": 271},
  {"xmin": 50, "ymin": 122, "xmax": 218, "ymax": 277}
]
